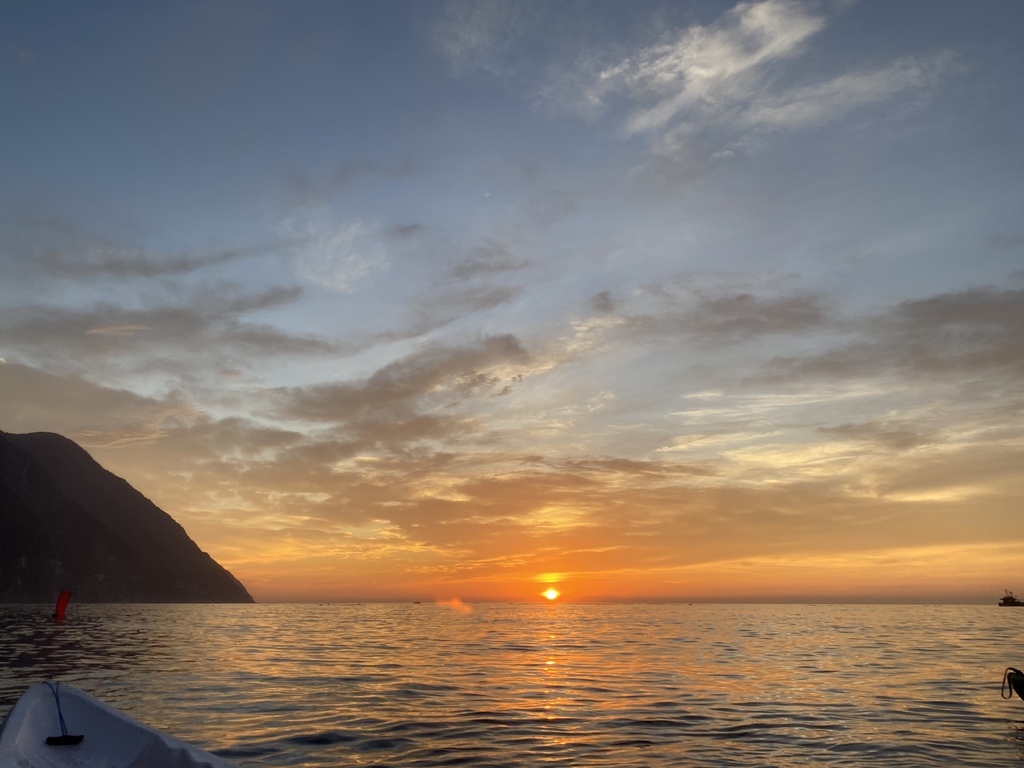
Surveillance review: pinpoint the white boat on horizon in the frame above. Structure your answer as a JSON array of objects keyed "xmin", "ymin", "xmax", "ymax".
[{"xmin": 0, "ymin": 681, "xmax": 237, "ymax": 768}]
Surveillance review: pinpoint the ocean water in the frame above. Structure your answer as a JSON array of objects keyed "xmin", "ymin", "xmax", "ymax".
[{"xmin": 1, "ymin": 603, "xmax": 1023, "ymax": 767}]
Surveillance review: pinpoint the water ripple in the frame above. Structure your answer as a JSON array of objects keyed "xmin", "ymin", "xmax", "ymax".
[{"xmin": 2, "ymin": 603, "xmax": 1024, "ymax": 766}]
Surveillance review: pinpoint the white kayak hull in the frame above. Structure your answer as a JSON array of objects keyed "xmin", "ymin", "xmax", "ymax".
[{"xmin": 0, "ymin": 682, "xmax": 237, "ymax": 768}]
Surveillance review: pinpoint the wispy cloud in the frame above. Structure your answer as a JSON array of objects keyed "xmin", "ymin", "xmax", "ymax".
[
  {"xmin": 575, "ymin": 278, "xmax": 831, "ymax": 346},
  {"xmin": 281, "ymin": 210, "xmax": 391, "ymax": 293},
  {"xmin": 817, "ymin": 420, "xmax": 938, "ymax": 451},
  {"xmin": 448, "ymin": 241, "xmax": 532, "ymax": 281},
  {"xmin": 594, "ymin": 1, "xmax": 950, "ymax": 159},
  {"xmin": 433, "ymin": 0, "xmax": 540, "ymax": 78},
  {"xmin": 0, "ymin": 284, "xmax": 332, "ymax": 376},
  {"xmin": 741, "ymin": 55, "xmax": 951, "ymax": 131},
  {"xmin": 2, "ymin": 216, "xmax": 277, "ymax": 279},
  {"xmin": 0, "ymin": 361, "xmax": 199, "ymax": 443},
  {"xmin": 439, "ymin": 0, "xmax": 953, "ymax": 161},
  {"xmin": 596, "ymin": 0, "xmax": 826, "ymax": 136},
  {"xmin": 275, "ymin": 334, "xmax": 530, "ymax": 424}
]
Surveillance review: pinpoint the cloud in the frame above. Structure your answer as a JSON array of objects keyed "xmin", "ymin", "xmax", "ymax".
[
  {"xmin": 1, "ymin": 215, "xmax": 276, "ymax": 279},
  {"xmin": 4, "ymin": 276, "xmax": 1017, "ymax": 602},
  {"xmin": 281, "ymin": 211, "xmax": 390, "ymax": 293},
  {"xmin": 299, "ymin": 238, "xmax": 530, "ymax": 355},
  {"xmin": 433, "ymin": 0, "xmax": 540, "ymax": 78},
  {"xmin": 587, "ymin": 291, "xmax": 617, "ymax": 314},
  {"xmin": 581, "ymin": 278, "xmax": 830, "ymax": 345},
  {"xmin": 597, "ymin": 2, "xmax": 951, "ymax": 160},
  {"xmin": 648, "ymin": 289, "xmax": 828, "ymax": 340},
  {"xmin": 404, "ymin": 284, "xmax": 525, "ymax": 336},
  {"xmin": 761, "ymin": 286, "xmax": 1024, "ymax": 383},
  {"xmin": 86, "ymin": 324, "xmax": 150, "ymax": 337},
  {"xmin": 741, "ymin": 55, "xmax": 950, "ymax": 131},
  {"xmin": 0, "ymin": 361, "xmax": 198, "ymax": 443},
  {"xmin": 275, "ymin": 334, "xmax": 531, "ymax": 424},
  {"xmin": 817, "ymin": 420, "xmax": 938, "ymax": 451},
  {"xmin": 524, "ymin": 188, "xmax": 580, "ymax": 228},
  {"xmin": 0, "ymin": 283, "xmax": 333, "ymax": 375},
  {"xmin": 536, "ymin": 455, "xmax": 715, "ymax": 479},
  {"xmin": 442, "ymin": 0, "xmax": 953, "ymax": 162},
  {"xmin": 448, "ymin": 241, "xmax": 532, "ymax": 281},
  {"xmin": 390, "ymin": 223, "xmax": 425, "ymax": 240},
  {"xmin": 74, "ymin": 393, "xmax": 1022, "ymax": 601},
  {"xmin": 316, "ymin": 283, "xmax": 526, "ymax": 358},
  {"xmin": 602, "ymin": 0, "xmax": 826, "ymax": 136}
]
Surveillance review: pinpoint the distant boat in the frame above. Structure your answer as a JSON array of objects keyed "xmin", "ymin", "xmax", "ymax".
[
  {"xmin": 999, "ymin": 590, "xmax": 1023, "ymax": 607},
  {"xmin": 0, "ymin": 682, "xmax": 237, "ymax": 767}
]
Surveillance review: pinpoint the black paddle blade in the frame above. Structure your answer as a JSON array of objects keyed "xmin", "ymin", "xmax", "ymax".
[{"xmin": 45, "ymin": 734, "xmax": 84, "ymax": 746}]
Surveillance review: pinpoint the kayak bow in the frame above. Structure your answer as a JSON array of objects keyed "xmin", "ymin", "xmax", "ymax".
[{"xmin": 0, "ymin": 682, "xmax": 237, "ymax": 768}]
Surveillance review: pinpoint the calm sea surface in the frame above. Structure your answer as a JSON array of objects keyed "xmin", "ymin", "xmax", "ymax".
[{"xmin": 1, "ymin": 603, "xmax": 1023, "ymax": 767}]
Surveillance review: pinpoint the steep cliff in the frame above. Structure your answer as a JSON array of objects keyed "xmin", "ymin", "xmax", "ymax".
[{"xmin": 0, "ymin": 430, "xmax": 253, "ymax": 603}]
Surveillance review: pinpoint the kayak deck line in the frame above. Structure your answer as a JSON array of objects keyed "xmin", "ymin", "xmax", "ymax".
[
  {"xmin": 42, "ymin": 682, "xmax": 84, "ymax": 746},
  {"xmin": 0, "ymin": 681, "xmax": 238, "ymax": 768}
]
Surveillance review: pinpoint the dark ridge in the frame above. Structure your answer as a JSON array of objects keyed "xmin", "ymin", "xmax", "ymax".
[{"xmin": 0, "ymin": 429, "xmax": 253, "ymax": 603}]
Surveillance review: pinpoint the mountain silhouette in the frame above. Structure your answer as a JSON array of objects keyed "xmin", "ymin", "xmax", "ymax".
[{"xmin": 0, "ymin": 430, "xmax": 253, "ymax": 603}]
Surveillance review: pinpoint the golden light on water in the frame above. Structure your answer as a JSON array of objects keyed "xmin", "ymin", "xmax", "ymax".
[{"xmin": 543, "ymin": 588, "xmax": 560, "ymax": 601}]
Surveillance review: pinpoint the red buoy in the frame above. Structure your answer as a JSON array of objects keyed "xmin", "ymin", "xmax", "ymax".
[{"xmin": 53, "ymin": 590, "xmax": 72, "ymax": 621}]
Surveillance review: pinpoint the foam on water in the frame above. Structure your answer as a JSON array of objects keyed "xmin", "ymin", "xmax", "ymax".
[{"xmin": 2, "ymin": 603, "xmax": 1023, "ymax": 766}]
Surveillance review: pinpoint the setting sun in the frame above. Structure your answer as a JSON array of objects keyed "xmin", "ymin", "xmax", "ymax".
[{"xmin": 543, "ymin": 588, "xmax": 560, "ymax": 601}]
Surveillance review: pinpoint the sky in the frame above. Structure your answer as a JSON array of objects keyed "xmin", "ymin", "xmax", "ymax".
[{"xmin": 2, "ymin": 0, "xmax": 1022, "ymax": 603}]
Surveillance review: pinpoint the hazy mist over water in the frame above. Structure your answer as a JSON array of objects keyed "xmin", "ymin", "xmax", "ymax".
[{"xmin": 2, "ymin": 603, "xmax": 1023, "ymax": 766}]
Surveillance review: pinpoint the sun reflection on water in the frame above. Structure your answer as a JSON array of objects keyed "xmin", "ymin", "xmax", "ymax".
[{"xmin": 0, "ymin": 603, "xmax": 1019, "ymax": 767}]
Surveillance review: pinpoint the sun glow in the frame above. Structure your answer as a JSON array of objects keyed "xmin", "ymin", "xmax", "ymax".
[{"xmin": 543, "ymin": 588, "xmax": 560, "ymax": 601}]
